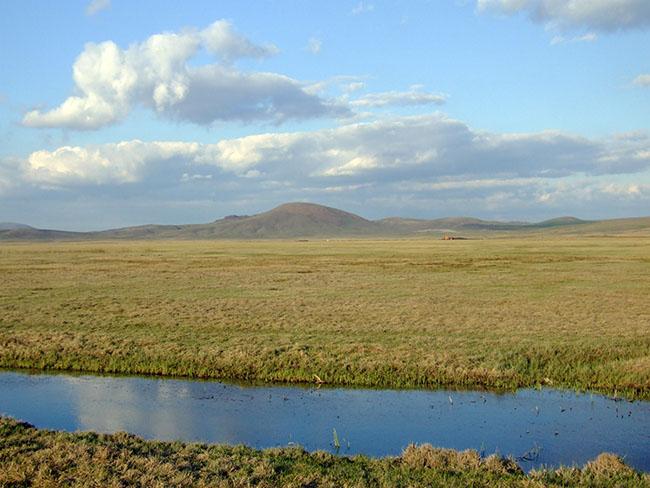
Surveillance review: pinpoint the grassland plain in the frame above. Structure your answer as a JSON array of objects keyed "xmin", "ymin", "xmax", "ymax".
[
  {"xmin": 1, "ymin": 417, "xmax": 647, "ymax": 487},
  {"xmin": 0, "ymin": 237, "xmax": 649, "ymax": 398}
]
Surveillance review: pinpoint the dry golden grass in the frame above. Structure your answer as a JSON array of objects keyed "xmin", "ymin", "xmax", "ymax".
[
  {"xmin": 1, "ymin": 417, "xmax": 647, "ymax": 487},
  {"xmin": 0, "ymin": 237, "xmax": 648, "ymax": 397}
]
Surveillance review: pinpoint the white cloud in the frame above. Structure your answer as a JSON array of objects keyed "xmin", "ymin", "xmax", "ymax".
[
  {"xmin": 350, "ymin": 89, "xmax": 447, "ymax": 108},
  {"xmin": 201, "ymin": 20, "xmax": 279, "ymax": 62},
  {"xmin": 322, "ymin": 155, "xmax": 379, "ymax": 176},
  {"xmin": 25, "ymin": 141, "xmax": 201, "ymax": 185},
  {"xmin": 551, "ymin": 32, "xmax": 598, "ymax": 44},
  {"xmin": 530, "ymin": 179, "xmax": 650, "ymax": 207},
  {"xmin": 633, "ymin": 74, "xmax": 650, "ymax": 86},
  {"xmin": 345, "ymin": 82, "xmax": 365, "ymax": 93},
  {"xmin": 403, "ymin": 175, "xmax": 650, "ymax": 203},
  {"xmin": 601, "ymin": 182, "xmax": 645, "ymax": 196},
  {"xmin": 22, "ymin": 21, "xmax": 346, "ymax": 130},
  {"xmin": 22, "ymin": 114, "xmax": 650, "ymax": 190},
  {"xmin": 304, "ymin": 75, "xmax": 367, "ymax": 96},
  {"xmin": 306, "ymin": 37, "xmax": 322, "ymax": 54},
  {"xmin": 401, "ymin": 177, "xmax": 542, "ymax": 192},
  {"xmin": 478, "ymin": 0, "xmax": 650, "ymax": 32},
  {"xmin": 8, "ymin": 117, "xmax": 650, "ymax": 226},
  {"xmin": 181, "ymin": 173, "xmax": 213, "ymax": 182},
  {"xmin": 86, "ymin": 0, "xmax": 110, "ymax": 16},
  {"xmin": 293, "ymin": 117, "xmax": 645, "ymax": 178}
]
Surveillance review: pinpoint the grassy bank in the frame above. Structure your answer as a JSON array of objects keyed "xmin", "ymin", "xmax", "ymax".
[
  {"xmin": 0, "ymin": 238, "xmax": 648, "ymax": 398},
  {"xmin": 1, "ymin": 417, "xmax": 647, "ymax": 487}
]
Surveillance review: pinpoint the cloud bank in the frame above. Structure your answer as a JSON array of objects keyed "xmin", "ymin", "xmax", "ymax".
[
  {"xmin": 478, "ymin": 0, "xmax": 650, "ymax": 32},
  {"xmin": 4, "ymin": 114, "xmax": 650, "ymax": 227},
  {"xmin": 21, "ymin": 114, "xmax": 650, "ymax": 188},
  {"xmin": 22, "ymin": 21, "xmax": 347, "ymax": 130}
]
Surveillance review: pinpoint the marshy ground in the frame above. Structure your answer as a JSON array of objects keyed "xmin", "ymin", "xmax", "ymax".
[
  {"xmin": 0, "ymin": 237, "xmax": 648, "ymax": 398},
  {"xmin": 1, "ymin": 417, "xmax": 648, "ymax": 487}
]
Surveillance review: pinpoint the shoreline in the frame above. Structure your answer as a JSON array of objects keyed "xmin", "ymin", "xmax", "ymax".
[
  {"xmin": 1, "ymin": 417, "xmax": 647, "ymax": 487},
  {"xmin": 0, "ymin": 358, "xmax": 646, "ymax": 401}
]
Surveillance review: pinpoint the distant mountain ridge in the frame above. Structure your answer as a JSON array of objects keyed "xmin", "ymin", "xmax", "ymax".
[{"xmin": 1, "ymin": 202, "xmax": 649, "ymax": 240}]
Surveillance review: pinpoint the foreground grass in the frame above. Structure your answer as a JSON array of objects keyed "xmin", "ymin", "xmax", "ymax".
[
  {"xmin": 0, "ymin": 238, "xmax": 648, "ymax": 398},
  {"xmin": 0, "ymin": 417, "xmax": 647, "ymax": 487}
]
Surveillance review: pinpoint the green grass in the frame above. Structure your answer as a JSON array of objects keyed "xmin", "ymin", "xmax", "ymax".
[
  {"xmin": 0, "ymin": 237, "xmax": 648, "ymax": 398},
  {"xmin": 1, "ymin": 417, "xmax": 647, "ymax": 487}
]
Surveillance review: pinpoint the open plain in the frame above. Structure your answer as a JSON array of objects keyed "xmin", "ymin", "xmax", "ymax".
[{"xmin": 1, "ymin": 236, "xmax": 648, "ymax": 399}]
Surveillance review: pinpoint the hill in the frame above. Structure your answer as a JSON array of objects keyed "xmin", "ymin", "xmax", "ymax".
[
  {"xmin": 0, "ymin": 222, "xmax": 33, "ymax": 230},
  {"xmin": 182, "ymin": 202, "xmax": 381, "ymax": 238},
  {"xmin": 534, "ymin": 216, "xmax": 588, "ymax": 227},
  {"xmin": 0, "ymin": 228, "xmax": 84, "ymax": 240},
  {"xmin": 536, "ymin": 216, "xmax": 650, "ymax": 236},
  {"xmin": 88, "ymin": 202, "xmax": 381, "ymax": 239},
  {"xmin": 1, "ymin": 202, "xmax": 649, "ymax": 240}
]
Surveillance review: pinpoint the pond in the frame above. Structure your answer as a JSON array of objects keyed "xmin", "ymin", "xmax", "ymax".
[{"xmin": 0, "ymin": 370, "xmax": 648, "ymax": 472}]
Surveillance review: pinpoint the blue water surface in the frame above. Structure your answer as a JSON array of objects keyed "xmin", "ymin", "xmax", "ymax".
[{"xmin": 0, "ymin": 370, "xmax": 648, "ymax": 472}]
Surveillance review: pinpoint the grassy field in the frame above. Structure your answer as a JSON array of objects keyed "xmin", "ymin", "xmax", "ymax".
[
  {"xmin": 1, "ymin": 417, "xmax": 647, "ymax": 487},
  {"xmin": 0, "ymin": 237, "xmax": 648, "ymax": 398}
]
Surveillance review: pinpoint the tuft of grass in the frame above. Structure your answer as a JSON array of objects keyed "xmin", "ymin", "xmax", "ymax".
[
  {"xmin": 0, "ymin": 237, "xmax": 648, "ymax": 398},
  {"xmin": 1, "ymin": 417, "xmax": 647, "ymax": 487},
  {"xmin": 585, "ymin": 453, "xmax": 636, "ymax": 478}
]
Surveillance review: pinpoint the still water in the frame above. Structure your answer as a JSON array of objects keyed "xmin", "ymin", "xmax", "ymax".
[{"xmin": 0, "ymin": 370, "xmax": 648, "ymax": 471}]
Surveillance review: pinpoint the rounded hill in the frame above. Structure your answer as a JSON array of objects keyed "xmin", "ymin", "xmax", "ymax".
[{"xmin": 190, "ymin": 202, "xmax": 380, "ymax": 238}]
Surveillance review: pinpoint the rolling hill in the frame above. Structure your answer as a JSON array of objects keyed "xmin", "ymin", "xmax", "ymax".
[
  {"xmin": 1, "ymin": 202, "xmax": 649, "ymax": 240},
  {"xmin": 0, "ymin": 227, "xmax": 86, "ymax": 240},
  {"xmin": 0, "ymin": 222, "xmax": 33, "ymax": 231}
]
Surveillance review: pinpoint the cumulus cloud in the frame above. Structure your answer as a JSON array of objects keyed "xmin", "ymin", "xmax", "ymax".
[
  {"xmin": 633, "ymin": 74, "xmax": 650, "ymax": 86},
  {"xmin": 24, "ymin": 141, "xmax": 202, "ymax": 185},
  {"xmin": 22, "ymin": 21, "xmax": 346, "ymax": 130},
  {"xmin": 86, "ymin": 0, "xmax": 110, "ymax": 16},
  {"xmin": 201, "ymin": 20, "xmax": 279, "ymax": 62},
  {"xmin": 478, "ymin": 0, "xmax": 650, "ymax": 32},
  {"xmin": 22, "ymin": 114, "xmax": 650, "ymax": 190},
  {"xmin": 350, "ymin": 89, "xmax": 447, "ymax": 108},
  {"xmin": 213, "ymin": 115, "xmax": 650, "ymax": 181}
]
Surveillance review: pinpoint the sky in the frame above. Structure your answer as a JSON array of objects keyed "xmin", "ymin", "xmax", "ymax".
[{"xmin": 1, "ymin": 0, "xmax": 649, "ymax": 230}]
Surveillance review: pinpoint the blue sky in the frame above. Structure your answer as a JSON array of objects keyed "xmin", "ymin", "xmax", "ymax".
[{"xmin": 1, "ymin": 0, "xmax": 649, "ymax": 230}]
